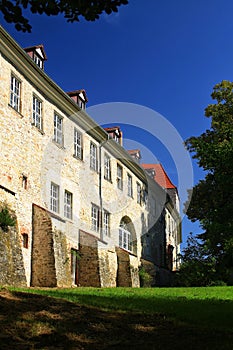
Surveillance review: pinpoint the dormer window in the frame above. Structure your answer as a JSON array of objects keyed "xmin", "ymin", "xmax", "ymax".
[
  {"xmin": 104, "ymin": 126, "xmax": 123, "ymax": 146},
  {"xmin": 33, "ymin": 54, "xmax": 43, "ymax": 69},
  {"xmin": 24, "ymin": 45, "xmax": 47, "ymax": 70},
  {"xmin": 67, "ymin": 90, "xmax": 88, "ymax": 110},
  {"xmin": 78, "ymin": 97, "xmax": 86, "ymax": 110}
]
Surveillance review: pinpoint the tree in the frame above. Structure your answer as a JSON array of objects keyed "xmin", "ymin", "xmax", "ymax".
[
  {"xmin": 0, "ymin": 0, "xmax": 129, "ymax": 32},
  {"xmin": 176, "ymin": 232, "xmax": 217, "ymax": 287},
  {"xmin": 185, "ymin": 80, "xmax": 233, "ymax": 283}
]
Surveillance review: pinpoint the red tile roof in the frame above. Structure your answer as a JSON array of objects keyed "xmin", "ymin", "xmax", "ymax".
[
  {"xmin": 127, "ymin": 149, "xmax": 141, "ymax": 155},
  {"xmin": 141, "ymin": 163, "xmax": 176, "ymax": 189}
]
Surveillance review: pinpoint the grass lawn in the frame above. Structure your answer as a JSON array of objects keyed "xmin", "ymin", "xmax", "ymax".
[{"xmin": 1, "ymin": 286, "xmax": 233, "ymax": 349}]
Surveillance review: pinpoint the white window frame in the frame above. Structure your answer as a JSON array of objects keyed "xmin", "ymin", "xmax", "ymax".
[
  {"xmin": 34, "ymin": 54, "xmax": 43, "ymax": 69},
  {"xmin": 64, "ymin": 190, "xmax": 72, "ymax": 220},
  {"xmin": 74, "ymin": 128, "xmax": 83, "ymax": 159},
  {"xmin": 32, "ymin": 95, "xmax": 42, "ymax": 130},
  {"xmin": 91, "ymin": 204, "xmax": 99, "ymax": 232},
  {"xmin": 137, "ymin": 182, "xmax": 141, "ymax": 204},
  {"xmin": 104, "ymin": 153, "xmax": 111, "ymax": 181},
  {"xmin": 78, "ymin": 98, "xmax": 86, "ymax": 110},
  {"xmin": 119, "ymin": 225, "xmax": 132, "ymax": 252},
  {"xmin": 10, "ymin": 75, "xmax": 21, "ymax": 112},
  {"xmin": 90, "ymin": 142, "xmax": 98, "ymax": 171},
  {"xmin": 103, "ymin": 210, "xmax": 110, "ymax": 236},
  {"xmin": 117, "ymin": 164, "xmax": 123, "ymax": 190},
  {"xmin": 127, "ymin": 173, "xmax": 133, "ymax": 197},
  {"xmin": 54, "ymin": 113, "xmax": 63, "ymax": 145},
  {"xmin": 50, "ymin": 182, "xmax": 59, "ymax": 213}
]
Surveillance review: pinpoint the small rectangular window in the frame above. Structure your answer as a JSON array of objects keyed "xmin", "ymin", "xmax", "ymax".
[
  {"xmin": 54, "ymin": 113, "xmax": 63, "ymax": 145},
  {"xmin": 104, "ymin": 154, "xmax": 111, "ymax": 181},
  {"xmin": 22, "ymin": 175, "xmax": 28, "ymax": 190},
  {"xmin": 90, "ymin": 142, "xmax": 98, "ymax": 171},
  {"xmin": 117, "ymin": 164, "xmax": 123, "ymax": 190},
  {"xmin": 91, "ymin": 204, "xmax": 99, "ymax": 232},
  {"xmin": 103, "ymin": 210, "xmax": 110, "ymax": 236},
  {"xmin": 74, "ymin": 128, "xmax": 83, "ymax": 159},
  {"xmin": 50, "ymin": 182, "xmax": 59, "ymax": 213},
  {"xmin": 10, "ymin": 75, "xmax": 21, "ymax": 112},
  {"xmin": 22, "ymin": 233, "xmax": 29, "ymax": 249},
  {"xmin": 137, "ymin": 182, "xmax": 141, "ymax": 204},
  {"xmin": 32, "ymin": 95, "xmax": 42, "ymax": 130},
  {"xmin": 127, "ymin": 173, "xmax": 133, "ymax": 197},
  {"xmin": 64, "ymin": 190, "xmax": 72, "ymax": 220}
]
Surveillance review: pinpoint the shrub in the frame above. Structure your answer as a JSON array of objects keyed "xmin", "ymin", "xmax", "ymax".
[
  {"xmin": 0, "ymin": 203, "xmax": 16, "ymax": 232},
  {"xmin": 139, "ymin": 267, "xmax": 153, "ymax": 287}
]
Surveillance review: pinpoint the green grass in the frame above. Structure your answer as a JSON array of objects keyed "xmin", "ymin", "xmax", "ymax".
[{"xmin": 9, "ymin": 286, "xmax": 233, "ymax": 332}]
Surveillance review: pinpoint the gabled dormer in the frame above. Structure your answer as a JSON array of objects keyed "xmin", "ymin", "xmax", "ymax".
[
  {"xmin": 104, "ymin": 126, "xmax": 123, "ymax": 146},
  {"xmin": 67, "ymin": 89, "xmax": 88, "ymax": 110},
  {"xmin": 24, "ymin": 45, "xmax": 47, "ymax": 70},
  {"xmin": 127, "ymin": 149, "xmax": 141, "ymax": 164}
]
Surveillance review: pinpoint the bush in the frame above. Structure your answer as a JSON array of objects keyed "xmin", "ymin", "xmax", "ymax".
[
  {"xmin": 0, "ymin": 203, "xmax": 16, "ymax": 232},
  {"xmin": 139, "ymin": 267, "xmax": 153, "ymax": 287}
]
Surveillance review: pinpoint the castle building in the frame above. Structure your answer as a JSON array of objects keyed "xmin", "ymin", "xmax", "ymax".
[{"xmin": 0, "ymin": 26, "xmax": 181, "ymax": 288}]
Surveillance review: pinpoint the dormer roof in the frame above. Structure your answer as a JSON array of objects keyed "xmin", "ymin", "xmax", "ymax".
[
  {"xmin": 24, "ymin": 44, "xmax": 47, "ymax": 60},
  {"xmin": 67, "ymin": 89, "xmax": 88, "ymax": 103}
]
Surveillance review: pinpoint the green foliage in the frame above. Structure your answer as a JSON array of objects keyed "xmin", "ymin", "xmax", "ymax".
[
  {"xmin": 138, "ymin": 267, "xmax": 153, "ymax": 287},
  {"xmin": 0, "ymin": 0, "xmax": 129, "ymax": 32},
  {"xmin": 185, "ymin": 80, "xmax": 233, "ymax": 283},
  {"xmin": 0, "ymin": 203, "xmax": 16, "ymax": 232},
  {"xmin": 176, "ymin": 233, "xmax": 218, "ymax": 286}
]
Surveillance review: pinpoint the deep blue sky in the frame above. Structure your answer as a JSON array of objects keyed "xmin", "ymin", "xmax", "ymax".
[{"xmin": 1, "ymin": 0, "xmax": 233, "ymax": 248}]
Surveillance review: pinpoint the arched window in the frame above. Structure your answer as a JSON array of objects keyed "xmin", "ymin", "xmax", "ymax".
[{"xmin": 119, "ymin": 217, "xmax": 137, "ymax": 254}]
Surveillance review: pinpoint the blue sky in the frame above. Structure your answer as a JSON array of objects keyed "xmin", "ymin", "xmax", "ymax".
[{"xmin": 1, "ymin": 0, "xmax": 233, "ymax": 248}]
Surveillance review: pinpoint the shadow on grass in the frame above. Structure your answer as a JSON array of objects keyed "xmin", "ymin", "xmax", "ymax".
[{"xmin": 0, "ymin": 290, "xmax": 233, "ymax": 349}]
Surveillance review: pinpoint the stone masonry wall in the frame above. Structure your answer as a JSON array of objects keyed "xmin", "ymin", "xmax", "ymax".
[
  {"xmin": 53, "ymin": 229, "xmax": 72, "ymax": 287},
  {"xmin": 0, "ymin": 226, "xmax": 27, "ymax": 287},
  {"xmin": 98, "ymin": 247, "xmax": 118, "ymax": 287},
  {"xmin": 79, "ymin": 230, "xmax": 101, "ymax": 287},
  {"xmin": 116, "ymin": 247, "xmax": 132, "ymax": 287},
  {"xmin": 31, "ymin": 204, "xmax": 57, "ymax": 287}
]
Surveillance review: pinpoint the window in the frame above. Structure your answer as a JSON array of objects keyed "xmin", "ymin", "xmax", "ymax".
[
  {"xmin": 22, "ymin": 233, "xmax": 28, "ymax": 249},
  {"xmin": 32, "ymin": 95, "xmax": 42, "ymax": 130},
  {"xmin": 104, "ymin": 154, "xmax": 111, "ymax": 181},
  {"xmin": 50, "ymin": 182, "xmax": 59, "ymax": 213},
  {"xmin": 91, "ymin": 204, "xmax": 99, "ymax": 232},
  {"xmin": 119, "ymin": 223, "xmax": 132, "ymax": 252},
  {"xmin": 22, "ymin": 175, "xmax": 28, "ymax": 190},
  {"xmin": 103, "ymin": 210, "xmax": 110, "ymax": 236},
  {"xmin": 10, "ymin": 75, "xmax": 21, "ymax": 112},
  {"xmin": 74, "ymin": 128, "xmax": 83, "ymax": 159},
  {"xmin": 64, "ymin": 190, "xmax": 72, "ymax": 220},
  {"xmin": 127, "ymin": 174, "xmax": 133, "ymax": 197},
  {"xmin": 137, "ymin": 182, "xmax": 141, "ymax": 204},
  {"xmin": 78, "ymin": 98, "xmax": 86, "ymax": 110},
  {"xmin": 117, "ymin": 164, "xmax": 123, "ymax": 190},
  {"xmin": 54, "ymin": 113, "xmax": 63, "ymax": 145},
  {"xmin": 90, "ymin": 142, "xmax": 98, "ymax": 171},
  {"xmin": 34, "ymin": 54, "xmax": 43, "ymax": 69}
]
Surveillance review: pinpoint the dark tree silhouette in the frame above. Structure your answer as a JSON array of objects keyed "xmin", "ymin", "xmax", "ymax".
[{"xmin": 0, "ymin": 0, "xmax": 129, "ymax": 32}]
